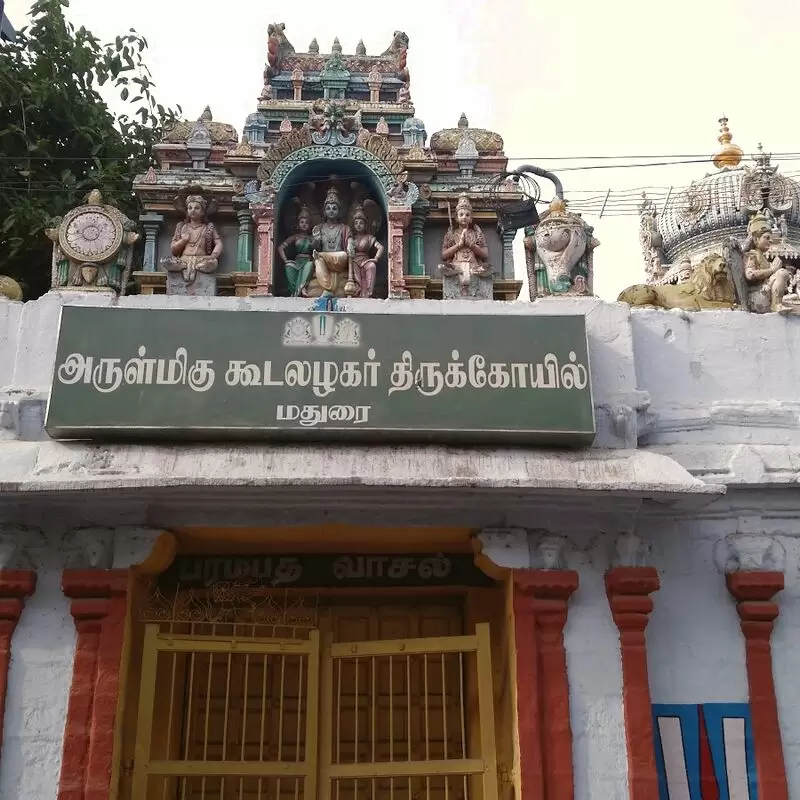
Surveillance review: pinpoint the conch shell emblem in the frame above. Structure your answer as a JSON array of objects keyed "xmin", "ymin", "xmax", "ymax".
[{"xmin": 79, "ymin": 265, "xmax": 99, "ymax": 285}]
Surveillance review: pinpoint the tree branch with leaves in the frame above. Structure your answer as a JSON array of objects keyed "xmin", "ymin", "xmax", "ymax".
[{"xmin": 0, "ymin": 0, "xmax": 179, "ymax": 299}]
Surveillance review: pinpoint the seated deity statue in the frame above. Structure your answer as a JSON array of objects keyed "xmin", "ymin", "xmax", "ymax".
[
  {"xmin": 277, "ymin": 206, "xmax": 315, "ymax": 297},
  {"xmin": 743, "ymin": 213, "xmax": 793, "ymax": 313},
  {"xmin": 349, "ymin": 202, "xmax": 384, "ymax": 298},
  {"xmin": 307, "ymin": 186, "xmax": 354, "ymax": 298},
  {"xmin": 161, "ymin": 194, "xmax": 222, "ymax": 287},
  {"xmin": 439, "ymin": 194, "xmax": 493, "ymax": 299}
]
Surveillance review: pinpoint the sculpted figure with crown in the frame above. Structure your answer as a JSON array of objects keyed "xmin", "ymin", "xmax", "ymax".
[
  {"xmin": 741, "ymin": 212, "xmax": 793, "ymax": 313},
  {"xmin": 439, "ymin": 194, "xmax": 493, "ymax": 300},
  {"xmin": 307, "ymin": 185, "xmax": 355, "ymax": 298},
  {"xmin": 280, "ymin": 181, "xmax": 385, "ymax": 299},
  {"xmin": 161, "ymin": 193, "xmax": 223, "ymax": 296},
  {"xmin": 277, "ymin": 204, "xmax": 315, "ymax": 297}
]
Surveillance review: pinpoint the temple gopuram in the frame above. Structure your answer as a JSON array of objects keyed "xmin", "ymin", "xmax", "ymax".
[
  {"xmin": 126, "ymin": 27, "xmax": 533, "ymax": 303},
  {"xmin": 2, "ymin": 25, "xmax": 800, "ymax": 800}
]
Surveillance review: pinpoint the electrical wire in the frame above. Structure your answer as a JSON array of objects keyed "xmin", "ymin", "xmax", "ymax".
[{"xmin": 3, "ymin": 156, "xmax": 800, "ymax": 218}]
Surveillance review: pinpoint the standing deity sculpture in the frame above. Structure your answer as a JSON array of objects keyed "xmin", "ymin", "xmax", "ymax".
[
  {"xmin": 638, "ymin": 194, "xmax": 667, "ymax": 282},
  {"xmin": 44, "ymin": 189, "xmax": 139, "ymax": 293},
  {"xmin": 277, "ymin": 204, "xmax": 315, "ymax": 296},
  {"xmin": 349, "ymin": 201, "xmax": 384, "ymax": 298},
  {"xmin": 439, "ymin": 194, "xmax": 493, "ymax": 300},
  {"xmin": 524, "ymin": 199, "xmax": 598, "ymax": 300},
  {"xmin": 160, "ymin": 194, "xmax": 223, "ymax": 296},
  {"xmin": 741, "ymin": 213, "xmax": 793, "ymax": 313}
]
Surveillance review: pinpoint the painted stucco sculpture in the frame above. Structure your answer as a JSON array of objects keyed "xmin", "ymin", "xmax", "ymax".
[
  {"xmin": 308, "ymin": 185, "xmax": 354, "ymax": 299},
  {"xmin": 130, "ymin": 25, "xmax": 528, "ymax": 301},
  {"xmin": 439, "ymin": 194, "xmax": 493, "ymax": 299},
  {"xmin": 0, "ymin": 276, "xmax": 22, "ymax": 302},
  {"xmin": 723, "ymin": 211, "xmax": 800, "ymax": 315},
  {"xmin": 160, "ymin": 193, "xmax": 223, "ymax": 296},
  {"xmin": 741, "ymin": 213, "xmax": 792, "ymax": 312},
  {"xmin": 524, "ymin": 199, "xmax": 598, "ymax": 300},
  {"xmin": 617, "ymin": 253, "xmax": 737, "ymax": 311},
  {"xmin": 350, "ymin": 201, "xmax": 384, "ymax": 298},
  {"xmin": 277, "ymin": 203, "xmax": 315, "ymax": 297},
  {"xmin": 44, "ymin": 189, "xmax": 139, "ymax": 293},
  {"xmin": 636, "ymin": 119, "xmax": 800, "ymax": 316}
]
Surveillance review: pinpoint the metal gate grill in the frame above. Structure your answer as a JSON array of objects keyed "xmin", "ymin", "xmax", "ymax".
[
  {"xmin": 131, "ymin": 624, "xmax": 498, "ymax": 800},
  {"xmin": 131, "ymin": 627, "xmax": 320, "ymax": 799}
]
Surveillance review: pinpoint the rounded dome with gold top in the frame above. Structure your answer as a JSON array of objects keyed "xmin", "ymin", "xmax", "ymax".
[
  {"xmin": 429, "ymin": 112, "xmax": 504, "ymax": 155},
  {"xmin": 642, "ymin": 118, "xmax": 800, "ymax": 281}
]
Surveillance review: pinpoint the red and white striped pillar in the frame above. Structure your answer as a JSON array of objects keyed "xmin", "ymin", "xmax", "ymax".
[
  {"xmin": 605, "ymin": 533, "xmax": 660, "ymax": 800},
  {"xmin": 723, "ymin": 533, "xmax": 788, "ymax": 800}
]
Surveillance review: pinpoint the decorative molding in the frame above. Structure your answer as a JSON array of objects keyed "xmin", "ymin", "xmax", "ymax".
[
  {"xmin": 716, "ymin": 533, "xmax": 786, "ymax": 574},
  {"xmin": 725, "ymin": 571, "xmax": 788, "ymax": 800},
  {"xmin": 529, "ymin": 532, "xmax": 568, "ymax": 570},
  {"xmin": 62, "ymin": 528, "xmax": 114, "ymax": 570},
  {"xmin": 111, "ymin": 528, "xmax": 173, "ymax": 571},
  {"xmin": 612, "ymin": 531, "xmax": 652, "ymax": 568},
  {"xmin": 476, "ymin": 528, "xmax": 530, "ymax": 570},
  {"xmin": 266, "ymin": 144, "xmax": 401, "ymax": 197},
  {"xmin": 513, "ymin": 570, "xmax": 579, "ymax": 800},
  {"xmin": 0, "ymin": 525, "xmax": 45, "ymax": 570},
  {"xmin": 605, "ymin": 567, "xmax": 661, "ymax": 800}
]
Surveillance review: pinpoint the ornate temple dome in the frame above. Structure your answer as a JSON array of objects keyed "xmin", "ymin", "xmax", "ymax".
[
  {"xmin": 654, "ymin": 119, "xmax": 800, "ymax": 264},
  {"xmin": 161, "ymin": 106, "xmax": 238, "ymax": 147},
  {"xmin": 429, "ymin": 113, "xmax": 504, "ymax": 155}
]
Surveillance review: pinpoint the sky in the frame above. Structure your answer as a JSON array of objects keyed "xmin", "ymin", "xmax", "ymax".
[{"xmin": 6, "ymin": 0, "xmax": 800, "ymax": 300}]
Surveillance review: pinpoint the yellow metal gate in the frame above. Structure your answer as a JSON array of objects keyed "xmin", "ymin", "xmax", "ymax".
[{"xmin": 131, "ymin": 623, "xmax": 498, "ymax": 800}]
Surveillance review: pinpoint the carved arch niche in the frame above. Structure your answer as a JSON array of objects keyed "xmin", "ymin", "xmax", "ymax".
[{"xmin": 255, "ymin": 125, "xmax": 419, "ymax": 299}]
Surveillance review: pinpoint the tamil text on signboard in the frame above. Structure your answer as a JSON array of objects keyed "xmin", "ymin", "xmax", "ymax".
[{"xmin": 46, "ymin": 307, "xmax": 595, "ymax": 445}]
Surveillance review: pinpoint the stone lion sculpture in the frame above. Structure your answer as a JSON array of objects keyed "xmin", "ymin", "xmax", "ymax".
[{"xmin": 617, "ymin": 253, "xmax": 737, "ymax": 311}]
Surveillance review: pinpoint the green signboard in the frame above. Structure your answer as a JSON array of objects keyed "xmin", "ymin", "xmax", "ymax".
[{"xmin": 46, "ymin": 307, "xmax": 595, "ymax": 445}]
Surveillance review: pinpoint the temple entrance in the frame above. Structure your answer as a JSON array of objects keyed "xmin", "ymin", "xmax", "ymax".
[{"xmin": 128, "ymin": 594, "xmax": 499, "ymax": 800}]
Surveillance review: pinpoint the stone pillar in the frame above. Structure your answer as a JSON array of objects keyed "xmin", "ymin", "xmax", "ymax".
[
  {"xmin": 368, "ymin": 68, "xmax": 382, "ymax": 103},
  {"xmin": 479, "ymin": 529, "xmax": 578, "ymax": 800},
  {"xmin": 251, "ymin": 203, "xmax": 275, "ymax": 296},
  {"xmin": 0, "ymin": 570, "xmax": 36, "ymax": 756},
  {"xmin": 514, "ymin": 567, "xmax": 578, "ymax": 800},
  {"xmin": 58, "ymin": 528, "xmax": 164, "ymax": 800},
  {"xmin": 235, "ymin": 205, "xmax": 254, "ymax": 272},
  {"xmin": 60, "ymin": 569, "xmax": 127, "ymax": 800},
  {"xmin": 409, "ymin": 203, "xmax": 428, "ymax": 276},
  {"xmin": 723, "ymin": 533, "xmax": 788, "ymax": 800},
  {"xmin": 138, "ymin": 212, "xmax": 164, "ymax": 273},
  {"xmin": 501, "ymin": 228, "xmax": 516, "ymax": 280},
  {"xmin": 605, "ymin": 537, "xmax": 660, "ymax": 800},
  {"xmin": 291, "ymin": 68, "xmax": 304, "ymax": 101},
  {"xmin": 387, "ymin": 206, "xmax": 411, "ymax": 299}
]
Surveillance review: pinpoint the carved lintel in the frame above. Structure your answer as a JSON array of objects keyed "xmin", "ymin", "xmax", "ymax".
[
  {"xmin": 476, "ymin": 528, "xmax": 530, "ymax": 570},
  {"xmin": 612, "ymin": 531, "xmax": 651, "ymax": 568}
]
